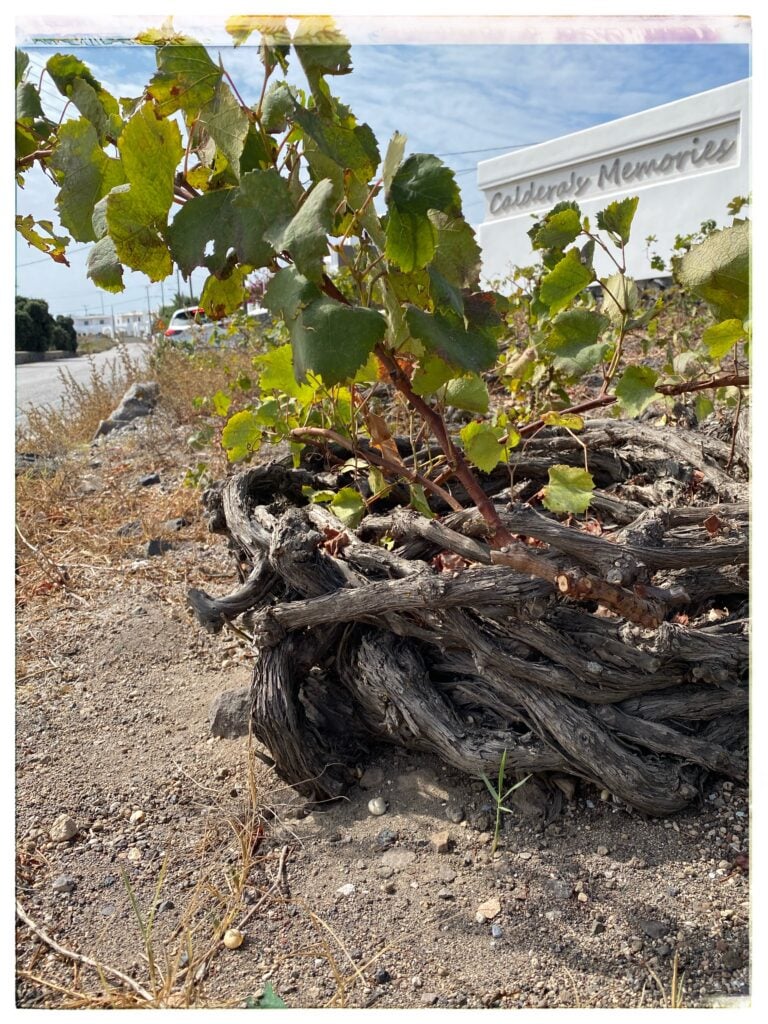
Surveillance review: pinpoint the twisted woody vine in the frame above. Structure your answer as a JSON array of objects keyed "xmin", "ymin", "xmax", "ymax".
[{"xmin": 16, "ymin": 18, "xmax": 750, "ymax": 814}]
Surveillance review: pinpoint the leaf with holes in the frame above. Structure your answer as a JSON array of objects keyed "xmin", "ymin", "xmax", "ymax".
[
  {"xmin": 542, "ymin": 465, "xmax": 595, "ymax": 514},
  {"xmin": 200, "ymin": 266, "xmax": 250, "ymax": 318}
]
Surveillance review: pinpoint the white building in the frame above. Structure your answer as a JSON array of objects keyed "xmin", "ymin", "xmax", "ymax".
[
  {"xmin": 476, "ymin": 79, "xmax": 749, "ymax": 285},
  {"xmin": 69, "ymin": 310, "xmax": 152, "ymax": 338}
]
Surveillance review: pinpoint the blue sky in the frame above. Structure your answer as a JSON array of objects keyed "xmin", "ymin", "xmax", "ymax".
[{"xmin": 15, "ymin": 24, "xmax": 750, "ymax": 318}]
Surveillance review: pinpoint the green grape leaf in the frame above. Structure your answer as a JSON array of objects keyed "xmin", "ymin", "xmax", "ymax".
[
  {"xmin": 169, "ymin": 170, "xmax": 293, "ymax": 276},
  {"xmin": 411, "ymin": 355, "xmax": 455, "ymax": 396},
  {"xmin": 50, "ymin": 119, "xmax": 126, "ymax": 242},
  {"xmin": 542, "ymin": 465, "xmax": 595, "ymax": 514},
  {"xmin": 539, "ymin": 249, "xmax": 593, "ymax": 315},
  {"xmin": 385, "ymin": 206, "xmax": 437, "ymax": 272},
  {"xmin": 388, "ymin": 153, "xmax": 461, "ymax": 216},
  {"xmin": 292, "ymin": 103, "xmax": 379, "ymax": 183},
  {"xmin": 46, "ymin": 54, "xmax": 121, "ymax": 141},
  {"xmin": 239, "ymin": 126, "xmax": 276, "ymax": 174},
  {"xmin": 16, "ymin": 82, "xmax": 44, "ymax": 120},
  {"xmin": 530, "ymin": 207, "xmax": 582, "ymax": 250},
  {"xmin": 382, "ymin": 131, "xmax": 407, "ymax": 194},
  {"xmin": 596, "ymin": 195, "xmax": 639, "ymax": 245},
  {"xmin": 459, "ymin": 420, "xmax": 506, "ymax": 474},
  {"xmin": 614, "ymin": 365, "xmax": 660, "ymax": 417},
  {"xmin": 69, "ymin": 78, "xmax": 121, "ymax": 142},
  {"xmin": 405, "ymin": 307, "xmax": 498, "ymax": 374},
  {"xmin": 547, "ymin": 308, "xmax": 609, "ymax": 350},
  {"xmin": 444, "ymin": 374, "xmax": 490, "ymax": 413},
  {"xmin": 16, "ymin": 122, "xmax": 39, "ymax": 161},
  {"xmin": 330, "ymin": 487, "xmax": 366, "ymax": 529},
  {"xmin": 428, "ymin": 266, "xmax": 464, "ymax": 318},
  {"xmin": 212, "ymin": 390, "xmax": 232, "ymax": 417},
  {"xmin": 246, "ymin": 982, "xmax": 287, "ymax": 1009},
  {"xmin": 16, "ymin": 48, "xmax": 29, "ymax": 87},
  {"xmin": 263, "ymin": 267, "xmax": 322, "ymax": 322},
  {"xmin": 198, "ymin": 80, "xmax": 249, "ymax": 180},
  {"xmin": 695, "ymin": 395, "xmax": 715, "ymax": 422},
  {"xmin": 261, "ymin": 81, "xmax": 296, "ymax": 133},
  {"xmin": 409, "ymin": 483, "xmax": 435, "ymax": 519},
  {"xmin": 265, "ymin": 178, "xmax": 334, "ymax": 281},
  {"xmin": 221, "ymin": 410, "xmax": 263, "ymax": 462},
  {"xmin": 256, "ymin": 343, "xmax": 315, "ymax": 403},
  {"xmin": 146, "ymin": 38, "xmax": 222, "ymax": 116},
  {"xmin": 672, "ymin": 221, "xmax": 750, "ymax": 321},
  {"xmin": 553, "ymin": 342, "xmax": 612, "ymax": 380},
  {"xmin": 200, "ymin": 266, "xmax": 249, "ymax": 318},
  {"xmin": 292, "ymin": 298, "xmax": 387, "ymax": 385},
  {"xmin": 541, "ymin": 411, "xmax": 585, "ymax": 430},
  {"xmin": 601, "ymin": 273, "xmax": 638, "ymax": 324},
  {"xmin": 87, "ymin": 236, "xmax": 124, "ymax": 292},
  {"xmin": 546, "ymin": 308, "xmax": 611, "ymax": 378},
  {"xmin": 354, "ymin": 352, "xmax": 380, "ymax": 383},
  {"xmin": 106, "ymin": 106, "xmax": 182, "ymax": 278},
  {"xmin": 429, "ymin": 211, "xmax": 482, "ymax": 289},
  {"xmin": 701, "ymin": 318, "xmax": 745, "ymax": 360}
]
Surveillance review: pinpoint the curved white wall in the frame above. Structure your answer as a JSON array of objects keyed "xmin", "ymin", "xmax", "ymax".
[{"xmin": 477, "ymin": 79, "xmax": 750, "ymax": 284}]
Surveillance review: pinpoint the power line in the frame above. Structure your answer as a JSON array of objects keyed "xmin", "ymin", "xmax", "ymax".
[{"xmin": 436, "ymin": 141, "xmax": 543, "ymax": 157}]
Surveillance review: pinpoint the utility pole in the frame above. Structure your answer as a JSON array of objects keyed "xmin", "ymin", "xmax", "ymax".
[
  {"xmin": 176, "ymin": 266, "xmax": 182, "ymax": 307},
  {"xmin": 145, "ymin": 285, "xmax": 153, "ymax": 339},
  {"xmin": 111, "ymin": 306, "xmax": 117, "ymax": 340}
]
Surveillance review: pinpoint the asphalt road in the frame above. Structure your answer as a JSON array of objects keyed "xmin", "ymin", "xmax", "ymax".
[{"xmin": 15, "ymin": 341, "xmax": 150, "ymax": 426}]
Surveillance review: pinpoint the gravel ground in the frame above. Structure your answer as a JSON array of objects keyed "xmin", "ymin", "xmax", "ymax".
[{"xmin": 15, "ymin": 424, "xmax": 750, "ymax": 1010}]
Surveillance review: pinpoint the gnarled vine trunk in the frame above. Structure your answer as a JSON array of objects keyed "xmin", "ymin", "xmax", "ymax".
[{"xmin": 189, "ymin": 418, "xmax": 748, "ymax": 817}]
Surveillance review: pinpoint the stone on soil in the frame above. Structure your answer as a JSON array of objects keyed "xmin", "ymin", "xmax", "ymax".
[{"xmin": 209, "ymin": 687, "xmax": 251, "ymax": 739}]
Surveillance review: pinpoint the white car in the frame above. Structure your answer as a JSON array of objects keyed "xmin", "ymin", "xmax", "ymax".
[{"xmin": 163, "ymin": 307, "xmax": 227, "ymax": 345}]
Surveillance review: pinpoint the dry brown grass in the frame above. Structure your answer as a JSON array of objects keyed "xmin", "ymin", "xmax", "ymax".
[{"xmin": 17, "ymin": 346, "xmax": 145, "ymax": 456}]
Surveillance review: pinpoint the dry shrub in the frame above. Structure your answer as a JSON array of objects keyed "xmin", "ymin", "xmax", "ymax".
[
  {"xmin": 17, "ymin": 346, "xmax": 144, "ymax": 456},
  {"xmin": 149, "ymin": 342, "xmax": 259, "ymax": 426}
]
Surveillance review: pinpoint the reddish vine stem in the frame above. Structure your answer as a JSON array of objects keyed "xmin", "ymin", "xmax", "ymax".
[
  {"xmin": 373, "ymin": 344, "xmax": 513, "ymax": 542},
  {"xmin": 655, "ymin": 373, "xmax": 749, "ymax": 396},
  {"xmin": 517, "ymin": 394, "xmax": 617, "ymax": 440}
]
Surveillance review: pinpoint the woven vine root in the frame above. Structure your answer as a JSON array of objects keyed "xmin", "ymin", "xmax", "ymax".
[{"xmin": 188, "ymin": 421, "xmax": 748, "ymax": 817}]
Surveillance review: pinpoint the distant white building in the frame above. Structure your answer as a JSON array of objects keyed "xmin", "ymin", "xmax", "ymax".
[
  {"xmin": 69, "ymin": 310, "xmax": 152, "ymax": 338},
  {"xmin": 477, "ymin": 79, "xmax": 749, "ymax": 284}
]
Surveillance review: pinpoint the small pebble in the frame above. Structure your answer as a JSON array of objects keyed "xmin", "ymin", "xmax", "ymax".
[
  {"xmin": 445, "ymin": 804, "xmax": 465, "ymax": 823},
  {"xmin": 50, "ymin": 815, "xmax": 78, "ymax": 843},
  {"xmin": 223, "ymin": 929, "xmax": 244, "ymax": 949},
  {"xmin": 490, "ymin": 924, "xmax": 503, "ymax": 939},
  {"xmin": 430, "ymin": 830, "xmax": 451, "ymax": 854},
  {"xmin": 129, "ymin": 810, "xmax": 145, "ymax": 825},
  {"xmin": 52, "ymin": 874, "xmax": 76, "ymax": 894},
  {"xmin": 336, "ymin": 883, "xmax": 356, "ymax": 897},
  {"xmin": 368, "ymin": 797, "xmax": 387, "ymax": 817},
  {"xmin": 597, "ymin": 846, "xmax": 609, "ymax": 857}
]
